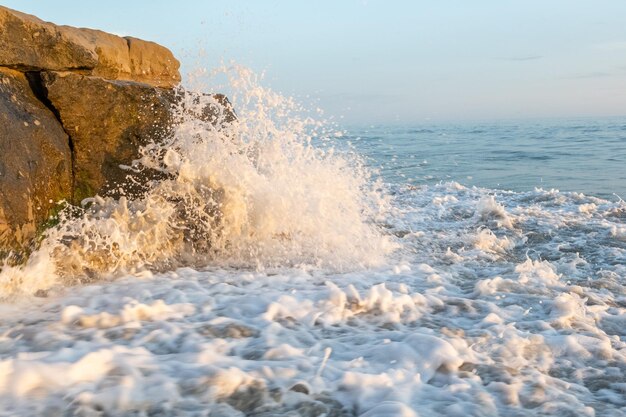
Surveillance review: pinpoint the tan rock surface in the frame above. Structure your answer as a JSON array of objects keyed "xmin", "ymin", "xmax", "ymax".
[
  {"xmin": 124, "ymin": 36, "xmax": 181, "ymax": 87},
  {"xmin": 40, "ymin": 71, "xmax": 174, "ymax": 203},
  {"xmin": 0, "ymin": 6, "xmax": 98, "ymax": 72},
  {"xmin": 0, "ymin": 6, "xmax": 181, "ymax": 87},
  {"xmin": 0, "ymin": 68, "xmax": 72, "ymax": 250},
  {"xmin": 0, "ymin": 6, "xmax": 232, "ymax": 252}
]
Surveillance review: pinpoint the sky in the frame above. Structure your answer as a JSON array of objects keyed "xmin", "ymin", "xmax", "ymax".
[{"xmin": 3, "ymin": 0, "xmax": 626, "ymax": 124}]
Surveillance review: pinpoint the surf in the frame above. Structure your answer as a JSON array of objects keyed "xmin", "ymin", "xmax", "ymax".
[{"xmin": 0, "ymin": 65, "xmax": 394, "ymax": 298}]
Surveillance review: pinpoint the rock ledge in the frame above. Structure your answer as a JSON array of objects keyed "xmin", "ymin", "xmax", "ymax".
[{"xmin": 0, "ymin": 6, "xmax": 181, "ymax": 87}]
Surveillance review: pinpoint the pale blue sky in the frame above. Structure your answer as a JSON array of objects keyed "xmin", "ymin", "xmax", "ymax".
[{"xmin": 4, "ymin": 0, "xmax": 626, "ymax": 123}]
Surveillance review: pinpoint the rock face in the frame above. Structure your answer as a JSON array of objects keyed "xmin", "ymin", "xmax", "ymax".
[
  {"xmin": 40, "ymin": 71, "xmax": 174, "ymax": 202},
  {"xmin": 0, "ymin": 68, "xmax": 72, "ymax": 250},
  {"xmin": 0, "ymin": 6, "xmax": 231, "ymax": 252},
  {"xmin": 0, "ymin": 6, "xmax": 181, "ymax": 87}
]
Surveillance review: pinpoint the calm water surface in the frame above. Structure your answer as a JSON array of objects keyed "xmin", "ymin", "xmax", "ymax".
[{"xmin": 348, "ymin": 117, "xmax": 626, "ymax": 199}]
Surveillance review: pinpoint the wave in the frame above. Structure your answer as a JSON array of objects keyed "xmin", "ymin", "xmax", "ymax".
[{"xmin": 0, "ymin": 66, "xmax": 394, "ymax": 298}]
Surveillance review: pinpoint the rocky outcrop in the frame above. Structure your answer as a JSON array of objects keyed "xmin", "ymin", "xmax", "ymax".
[
  {"xmin": 0, "ymin": 6, "xmax": 180, "ymax": 87},
  {"xmin": 0, "ymin": 6, "xmax": 231, "ymax": 252}
]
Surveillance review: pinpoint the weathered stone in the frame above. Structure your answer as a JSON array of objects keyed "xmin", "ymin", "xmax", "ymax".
[
  {"xmin": 40, "ymin": 71, "xmax": 174, "ymax": 203},
  {"xmin": 0, "ymin": 6, "xmax": 233, "ymax": 252},
  {"xmin": 0, "ymin": 6, "xmax": 97, "ymax": 71},
  {"xmin": 125, "ymin": 37, "xmax": 182, "ymax": 88},
  {"xmin": 69, "ymin": 28, "xmax": 133, "ymax": 80},
  {"xmin": 0, "ymin": 6, "xmax": 181, "ymax": 87},
  {"xmin": 0, "ymin": 67, "xmax": 72, "ymax": 250}
]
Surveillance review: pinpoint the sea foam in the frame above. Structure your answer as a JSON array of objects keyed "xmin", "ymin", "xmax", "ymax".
[
  {"xmin": 0, "ymin": 66, "xmax": 393, "ymax": 298},
  {"xmin": 0, "ymin": 69, "xmax": 625, "ymax": 417}
]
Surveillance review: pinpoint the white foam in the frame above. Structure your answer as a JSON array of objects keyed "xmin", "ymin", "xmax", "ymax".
[
  {"xmin": 611, "ymin": 224, "xmax": 626, "ymax": 241},
  {"xmin": 0, "ymin": 66, "xmax": 393, "ymax": 298},
  {"xmin": 473, "ymin": 227, "xmax": 515, "ymax": 255},
  {"xmin": 0, "ymin": 70, "xmax": 625, "ymax": 416},
  {"xmin": 476, "ymin": 195, "xmax": 514, "ymax": 229}
]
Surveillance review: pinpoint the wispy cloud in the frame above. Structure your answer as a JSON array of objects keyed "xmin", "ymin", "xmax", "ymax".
[{"xmin": 564, "ymin": 67, "xmax": 626, "ymax": 79}]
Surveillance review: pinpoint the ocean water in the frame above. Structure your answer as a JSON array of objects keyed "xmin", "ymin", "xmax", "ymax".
[
  {"xmin": 347, "ymin": 119, "xmax": 626, "ymax": 200},
  {"xmin": 0, "ymin": 69, "xmax": 625, "ymax": 417}
]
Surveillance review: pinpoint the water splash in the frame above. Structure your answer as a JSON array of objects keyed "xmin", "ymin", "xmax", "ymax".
[{"xmin": 0, "ymin": 66, "xmax": 393, "ymax": 297}]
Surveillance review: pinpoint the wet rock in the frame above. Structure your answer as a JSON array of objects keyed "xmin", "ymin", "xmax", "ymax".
[
  {"xmin": 184, "ymin": 92, "xmax": 237, "ymax": 125},
  {"xmin": 295, "ymin": 401, "xmax": 331, "ymax": 417},
  {"xmin": 225, "ymin": 380, "xmax": 267, "ymax": 413},
  {"xmin": 289, "ymin": 383, "xmax": 310, "ymax": 395},
  {"xmin": 40, "ymin": 70, "xmax": 174, "ymax": 202},
  {"xmin": 0, "ymin": 67, "xmax": 72, "ymax": 250},
  {"xmin": 0, "ymin": 5, "xmax": 232, "ymax": 253},
  {"xmin": 313, "ymin": 393, "xmax": 350, "ymax": 417},
  {"xmin": 249, "ymin": 394, "xmax": 349, "ymax": 417},
  {"xmin": 198, "ymin": 322, "xmax": 260, "ymax": 339}
]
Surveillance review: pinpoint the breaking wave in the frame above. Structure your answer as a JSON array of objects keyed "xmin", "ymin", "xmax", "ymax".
[{"xmin": 0, "ymin": 66, "xmax": 393, "ymax": 297}]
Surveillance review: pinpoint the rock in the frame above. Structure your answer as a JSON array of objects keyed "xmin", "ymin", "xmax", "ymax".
[
  {"xmin": 0, "ymin": 6, "xmax": 233, "ymax": 253},
  {"xmin": 197, "ymin": 322, "xmax": 260, "ymax": 339},
  {"xmin": 0, "ymin": 7, "xmax": 97, "ymax": 72},
  {"xmin": 289, "ymin": 383, "xmax": 310, "ymax": 395},
  {"xmin": 187, "ymin": 92, "xmax": 237, "ymax": 125},
  {"xmin": 0, "ymin": 6, "xmax": 181, "ymax": 87},
  {"xmin": 0, "ymin": 67, "xmax": 72, "ymax": 250},
  {"xmin": 70, "ymin": 29, "xmax": 134, "ymax": 80},
  {"xmin": 125, "ymin": 37, "xmax": 182, "ymax": 88},
  {"xmin": 39, "ymin": 70, "xmax": 174, "ymax": 203},
  {"xmin": 225, "ymin": 380, "xmax": 267, "ymax": 413}
]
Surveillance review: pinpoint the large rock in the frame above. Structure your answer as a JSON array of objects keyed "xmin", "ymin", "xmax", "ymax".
[
  {"xmin": 0, "ymin": 6, "xmax": 181, "ymax": 87},
  {"xmin": 0, "ymin": 6, "xmax": 233, "ymax": 253},
  {"xmin": 40, "ymin": 71, "xmax": 174, "ymax": 203},
  {"xmin": 0, "ymin": 67, "xmax": 72, "ymax": 250}
]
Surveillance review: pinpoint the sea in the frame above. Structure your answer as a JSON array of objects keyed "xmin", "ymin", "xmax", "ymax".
[
  {"xmin": 0, "ymin": 68, "xmax": 624, "ymax": 417},
  {"xmin": 348, "ymin": 118, "xmax": 626, "ymax": 201}
]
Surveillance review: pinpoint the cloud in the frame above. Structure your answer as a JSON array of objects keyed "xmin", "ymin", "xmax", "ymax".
[{"xmin": 564, "ymin": 67, "xmax": 626, "ymax": 79}]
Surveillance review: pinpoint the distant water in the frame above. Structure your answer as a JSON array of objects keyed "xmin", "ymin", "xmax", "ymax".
[{"xmin": 347, "ymin": 117, "xmax": 626, "ymax": 200}]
